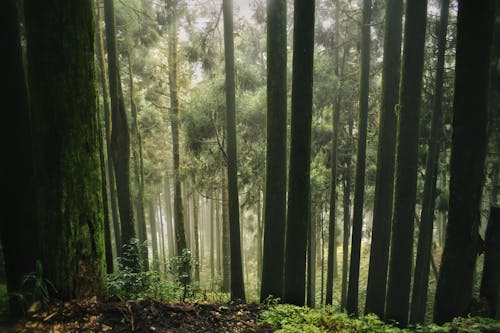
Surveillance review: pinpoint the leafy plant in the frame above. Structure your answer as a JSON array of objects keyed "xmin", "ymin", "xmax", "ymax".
[{"xmin": 18, "ymin": 260, "xmax": 56, "ymax": 309}]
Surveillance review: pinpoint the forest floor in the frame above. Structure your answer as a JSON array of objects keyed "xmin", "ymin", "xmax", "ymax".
[{"xmin": 1, "ymin": 297, "xmax": 276, "ymax": 332}]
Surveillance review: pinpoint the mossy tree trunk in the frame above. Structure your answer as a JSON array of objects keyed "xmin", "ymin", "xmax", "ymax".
[
  {"xmin": 346, "ymin": 0, "xmax": 371, "ymax": 316},
  {"xmin": 104, "ymin": 0, "xmax": 139, "ymax": 271},
  {"xmin": 1, "ymin": 0, "xmax": 38, "ymax": 315},
  {"xmin": 364, "ymin": 0, "xmax": 403, "ymax": 317},
  {"xmin": 409, "ymin": 0, "xmax": 450, "ymax": 324},
  {"xmin": 24, "ymin": 0, "xmax": 107, "ymax": 299},
  {"xmin": 261, "ymin": 0, "xmax": 287, "ymax": 302},
  {"xmin": 283, "ymin": 0, "xmax": 315, "ymax": 306}
]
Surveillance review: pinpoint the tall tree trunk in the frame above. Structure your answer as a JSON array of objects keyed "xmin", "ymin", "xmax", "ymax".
[
  {"xmin": 1, "ymin": 0, "xmax": 38, "ymax": 315},
  {"xmin": 365, "ymin": 0, "xmax": 403, "ymax": 317},
  {"xmin": 25, "ymin": 0, "xmax": 107, "ymax": 299},
  {"xmin": 210, "ymin": 189, "xmax": 215, "ymax": 282},
  {"xmin": 104, "ymin": 0, "xmax": 139, "ymax": 271},
  {"xmin": 385, "ymin": 0, "xmax": 428, "ymax": 325},
  {"xmin": 341, "ymin": 151, "xmax": 352, "ymax": 310},
  {"xmin": 283, "ymin": 0, "xmax": 315, "ymax": 306},
  {"xmin": 256, "ymin": 190, "xmax": 263, "ymax": 287},
  {"xmin": 434, "ymin": 0, "xmax": 495, "ymax": 323},
  {"xmin": 149, "ymin": 201, "xmax": 160, "ymax": 271},
  {"xmin": 128, "ymin": 53, "xmax": 149, "ymax": 271},
  {"xmin": 261, "ymin": 0, "xmax": 287, "ymax": 302},
  {"xmin": 158, "ymin": 193, "xmax": 167, "ymax": 273},
  {"xmin": 223, "ymin": 0, "xmax": 245, "ymax": 301},
  {"xmin": 164, "ymin": 177, "xmax": 176, "ymax": 257},
  {"xmin": 346, "ymin": 0, "xmax": 371, "ymax": 316},
  {"xmin": 167, "ymin": 0, "xmax": 189, "ymax": 285},
  {"xmin": 95, "ymin": 0, "xmax": 116, "ymax": 273},
  {"xmin": 409, "ymin": 0, "xmax": 450, "ymax": 324}
]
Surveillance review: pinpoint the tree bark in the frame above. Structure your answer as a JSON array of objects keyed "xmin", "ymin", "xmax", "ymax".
[
  {"xmin": 433, "ymin": 0, "xmax": 494, "ymax": 324},
  {"xmin": 223, "ymin": 0, "xmax": 246, "ymax": 301},
  {"xmin": 346, "ymin": 0, "xmax": 371, "ymax": 316},
  {"xmin": 365, "ymin": 0, "xmax": 403, "ymax": 317},
  {"xmin": 149, "ymin": 200, "xmax": 160, "ymax": 271},
  {"xmin": 385, "ymin": 0, "xmax": 428, "ymax": 326},
  {"xmin": 25, "ymin": 0, "xmax": 107, "ymax": 299},
  {"xmin": 283, "ymin": 0, "xmax": 315, "ymax": 306},
  {"xmin": 104, "ymin": 0, "xmax": 139, "ymax": 271},
  {"xmin": 409, "ymin": 0, "xmax": 450, "ymax": 324},
  {"xmin": 261, "ymin": 0, "xmax": 287, "ymax": 302}
]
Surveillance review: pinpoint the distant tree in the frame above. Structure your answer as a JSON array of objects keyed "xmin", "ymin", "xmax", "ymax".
[
  {"xmin": 148, "ymin": 201, "xmax": 160, "ymax": 271},
  {"xmin": 385, "ymin": 0, "xmax": 428, "ymax": 326},
  {"xmin": 434, "ymin": 0, "xmax": 495, "ymax": 323},
  {"xmin": 24, "ymin": 0, "xmax": 107, "ymax": 299},
  {"xmin": 104, "ymin": 0, "xmax": 140, "ymax": 271},
  {"xmin": 166, "ymin": 0, "xmax": 190, "ymax": 284},
  {"xmin": 223, "ymin": 0, "xmax": 246, "ymax": 301},
  {"xmin": 325, "ymin": 0, "xmax": 343, "ymax": 306},
  {"xmin": 409, "ymin": 0, "xmax": 450, "ymax": 324},
  {"xmin": 365, "ymin": 0, "xmax": 403, "ymax": 318},
  {"xmin": 346, "ymin": 0, "xmax": 372, "ymax": 316},
  {"xmin": 283, "ymin": 0, "xmax": 315, "ymax": 306},
  {"xmin": 1, "ymin": 0, "xmax": 38, "ymax": 315},
  {"xmin": 260, "ymin": 0, "xmax": 287, "ymax": 302}
]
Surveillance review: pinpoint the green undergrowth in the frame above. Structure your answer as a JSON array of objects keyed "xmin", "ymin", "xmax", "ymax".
[{"xmin": 260, "ymin": 304, "xmax": 500, "ymax": 333}]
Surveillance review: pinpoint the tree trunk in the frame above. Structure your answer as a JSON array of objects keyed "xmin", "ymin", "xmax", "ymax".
[
  {"xmin": 167, "ymin": 0, "xmax": 189, "ymax": 285},
  {"xmin": 223, "ymin": 0, "xmax": 245, "ymax": 301},
  {"xmin": 192, "ymin": 181, "xmax": 200, "ymax": 282},
  {"xmin": 1, "ymin": 0, "xmax": 38, "ymax": 315},
  {"xmin": 409, "ymin": 0, "xmax": 450, "ymax": 324},
  {"xmin": 261, "ymin": 0, "xmax": 287, "ymax": 302},
  {"xmin": 341, "ymin": 110, "xmax": 354, "ymax": 311},
  {"xmin": 164, "ymin": 177, "xmax": 176, "ymax": 257},
  {"xmin": 365, "ymin": 0, "xmax": 403, "ymax": 317},
  {"xmin": 433, "ymin": 0, "xmax": 494, "ymax": 324},
  {"xmin": 222, "ymin": 172, "xmax": 231, "ymax": 292},
  {"xmin": 307, "ymin": 205, "xmax": 317, "ymax": 308},
  {"xmin": 25, "ymin": 0, "xmax": 107, "ymax": 299},
  {"xmin": 158, "ymin": 193, "xmax": 167, "ymax": 273},
  {"xmin": 480, "ymin": 207, "xmax": 500, "ymax": 317},
  {"xmin": 104, "ymin": 0, "xmax": 139, "ymax": 271},
  {"xmin": 385, "ymin": 0, "xmax": 428, "ymax": 326},
  {"xmin": 149, "ymin": 201, "xmax": 160, "ymax": 272},
  {"xmin": 128, "ymin": 53, "xmax": 149, "ymax": 271},
  {"xmin": 346, "ymin": 0, "xmax": 371, "ymax": 316},
  {"xmin": 283, "ymin": 0, "xmax": 315, "ymax": 306}
]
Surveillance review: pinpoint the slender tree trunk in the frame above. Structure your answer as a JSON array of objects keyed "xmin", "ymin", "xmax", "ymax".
[
  {"xmin": 192, "ymin": 180, "xmax": 200, "ymax": 282},
  {"xmin": 210, "ymin": 189, "xmax": 215, "ymax": 282},
  {"xmin": 128, "ymin": 53, "xmax": 149, "ymax": 271},
  {"xmin": 1, "ymin": 0, "xmax": 38, "ymax": 315},
  {"xmin": 256, "ymin": 190, "xmax": 263, "ymax": 287},
  {"xmin": 223, "ymin": 0, "xmax": 245, "ymax": 300},
  {"xmin": 283, "ymin": 0, "xmax": 315, "ymax": 306},
  {"xmin": 222, "ymin": 173, "xmax": 231, "ymax": 292},
  {"xmin": 346, "ymin": 0, "xmax": 371, "ymax": 316},
  {"xmin": 158, "ymin": 193, "xmax": 167, "ymax": 274},
  {"xmin": 365, "ymin": 0, "xmax": 403, "ymax": 317},
  {"xmin": 261, "ymin": 0, "xmax": 287, "ymax": 302},
  {"xmin": 149, "ymin": 201, "xmax": 160, "ymax": 271},
  {"xmin": 167, "ymin": 0, "xmax": 189, "ymax": 285},
  {"xmin": 409, "ymin": 0, "xmax": 450, "ymax": 324},
  {"xmin": 341, "ymin": 152, "xmax": 352, "ymax": 310},
  {"xmin": 25, "ymin": 0, "xmax": 107, "ymax": 298},
  {"xmin": 164, "ymin": 177, "xmax": 176, "ymax": 257},
  {"xmin": 104, "ymin": 0, "xmax": 139, "ymax": 271},
  {"xmin": 307, "ymin": 205, "xmax": 317, "ymax": 308}
]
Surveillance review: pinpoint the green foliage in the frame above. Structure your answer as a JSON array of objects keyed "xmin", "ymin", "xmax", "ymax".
[
  {"xmin": 260, "ymin": 305, "xmax": 500, "ymax": 333},
  {"xmin": 14, "ymin": 260, "xmax": 56, "ymax": 309},
  {"xmin": 168, "ymin": 248, "xmax": 197, "ymax": 301}
]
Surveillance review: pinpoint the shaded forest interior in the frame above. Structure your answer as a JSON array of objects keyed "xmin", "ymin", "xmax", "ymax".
[{"xmin": 1, "ymin": 0, "xmax": 500, "ymax": 331}]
